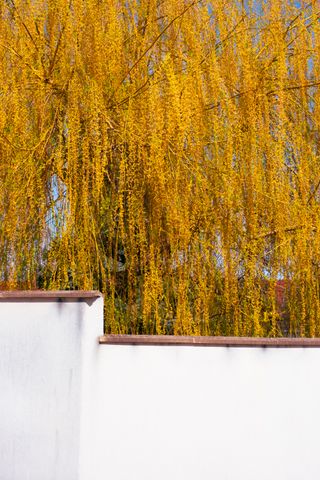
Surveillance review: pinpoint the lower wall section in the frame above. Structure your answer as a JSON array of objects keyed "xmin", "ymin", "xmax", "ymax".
[
  {"xmin": 86, "ymin": 345, "xmax": 320, "ymax": 480},
  {"xmin": 1, "ymin": 293, "xmax": 320, "ymax": 480}
]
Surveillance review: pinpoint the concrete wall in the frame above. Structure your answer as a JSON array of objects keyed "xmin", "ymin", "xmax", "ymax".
[
  {"xmin": 88, "ymin": 345, "xmax": 320, "ymax": 480},
  {"xmin": 1, "ymin": 293, "xmax": 320, "ymax": 480},
  {"xmin": 0, "ymin": 293, "xmax": 102, "ymax": 480}
]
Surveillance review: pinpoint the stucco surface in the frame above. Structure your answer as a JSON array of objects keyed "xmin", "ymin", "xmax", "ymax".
[{"xmin": 0, "ymin": 297, "xmax": 102, "ymax": 480}]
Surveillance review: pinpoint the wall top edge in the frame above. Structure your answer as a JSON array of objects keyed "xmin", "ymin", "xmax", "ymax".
[
  {"xmin": 99, "ymin": 334, "xmax": 320, "ymax": 347},
  {"xmin": 0, "ymin": 290, "xmax": 103, "ymax": 299}
]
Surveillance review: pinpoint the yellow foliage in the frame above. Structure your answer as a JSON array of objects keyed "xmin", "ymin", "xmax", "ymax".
[{"xmin": 1, "ymin": 0, "xmax": 320, "ymax": 336}]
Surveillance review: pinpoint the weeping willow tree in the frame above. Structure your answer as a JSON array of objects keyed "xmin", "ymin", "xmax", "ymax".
[{"xmin": 1, "ymin": 0, "xmax": 320, "ymax": 336}]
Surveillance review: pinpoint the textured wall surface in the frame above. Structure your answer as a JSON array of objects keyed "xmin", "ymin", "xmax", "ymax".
[{"xmin": 0, "ymin": 294, "xmax": 102, "ymax": 480}]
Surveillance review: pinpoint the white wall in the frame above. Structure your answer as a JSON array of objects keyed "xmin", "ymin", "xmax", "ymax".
[
  {"xmin": 0, "ymin": 295, "xmax": 103, "ymax": 480},
  {"xmin": 1, "ymin": 295, "xmax": 320, "ymax": 480},
  {"xmin": 85, "ymin": 345, "xmax": 320, "ymax": 480}
]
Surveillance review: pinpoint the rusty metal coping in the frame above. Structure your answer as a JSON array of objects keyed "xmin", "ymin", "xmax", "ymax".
[
  {"xmin": 0, "ymin": 290, "xmax": 102, "ymax": 299},
  {"xmin": 99, "ymin": 334, "xmax": 320, "ymax": 347}
]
